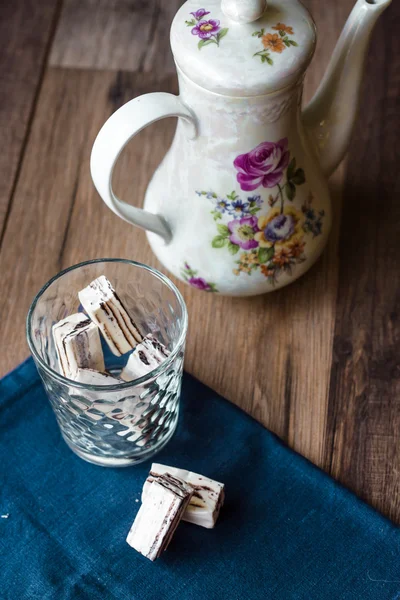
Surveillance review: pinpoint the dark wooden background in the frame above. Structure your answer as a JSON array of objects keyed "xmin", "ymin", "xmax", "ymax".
[{"xmin": 1, "ymin": 0, "xmax": 399, "ymax": 521}]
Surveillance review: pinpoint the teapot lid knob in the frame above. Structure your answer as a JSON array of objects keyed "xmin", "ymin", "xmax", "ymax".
[{"xmin": 221, "ymin": 0, "xmax": 267, "ymax": 23}]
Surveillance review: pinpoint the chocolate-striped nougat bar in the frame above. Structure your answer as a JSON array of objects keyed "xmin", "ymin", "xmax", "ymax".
[
  {"xmin": 142, "ymin": 464, "xmax": 225, "ymax": 529},
  {"xmin": 78, "ymin": 276, "xmax": 142, "ymax": 356},
  {"xmin": 52, "ymin": 313, "xmax": 105, "ymax": 377},
  {"xmin": 69, "ymin": 368, "xmax": 125, "ymax": 403},
  {"xmin": 120, "ymin": 334, "xmax": 170, "ymax": 381},
  {"xmin": 126, "ymin": 474, "xmax": 193, "ymax": 561},
  {"xmin": 72, "ymin": 368, "xmax": 121, "ymax": 386}
]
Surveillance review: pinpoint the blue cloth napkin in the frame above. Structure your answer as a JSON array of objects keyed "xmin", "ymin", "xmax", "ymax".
[{"xmin": 1, "ymin": 359, "xmax": 400, "ymax": 600}]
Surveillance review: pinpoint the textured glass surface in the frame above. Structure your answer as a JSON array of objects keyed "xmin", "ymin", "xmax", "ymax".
[{"xmin": 27, "ymin": 260, "xmax": 187, "ymax": 467}]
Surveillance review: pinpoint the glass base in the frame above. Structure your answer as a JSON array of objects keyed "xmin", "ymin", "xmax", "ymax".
[{"xmin": 61, "ymin": 422, "xmax": 178, "ymax": 468}]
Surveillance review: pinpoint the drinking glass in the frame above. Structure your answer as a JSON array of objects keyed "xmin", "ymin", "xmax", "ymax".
[{"xmin": 26, "ymin": 259, "xmax": 187, "ymax": 467}]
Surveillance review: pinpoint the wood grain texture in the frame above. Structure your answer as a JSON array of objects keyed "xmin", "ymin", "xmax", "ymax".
[
  {"xmin": 0, "ymin": 0, "xmax": 61, "ymax": 241},
  {"xmin": 1, "ymin": 0, "xmax": 399, "ymax": 522},
  {"xmin": 50, "ymin": 0, "xmax": 183, "ymax": 74},
  {"xmin": 324, "ymin": 4, "xmax": 400, "ymax": 521},
  {"xmin": 0, "ymin": 68, "xmax": 105, "ymax": 370}
]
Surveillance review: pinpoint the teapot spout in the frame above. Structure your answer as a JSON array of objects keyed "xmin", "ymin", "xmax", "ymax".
[{"xmin": 302, "ymin": 0, "xmax": 391, "ymax": 176}]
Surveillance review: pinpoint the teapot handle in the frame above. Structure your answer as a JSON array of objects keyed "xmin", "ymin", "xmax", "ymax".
[{"xmin": 90, "ymin": 93, "xmax": 197, "ymax": 243}]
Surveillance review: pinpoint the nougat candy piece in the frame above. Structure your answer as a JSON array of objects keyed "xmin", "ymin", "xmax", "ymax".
[
  {"xmin": 143, "ymin": 464, "xmax": 225, "ymax": 529},
  {"xmin": 78, "ymin": 276, "xmax": 142, "ymax": 356},
  {"xmin": 52, "ymin": 313, "xmax": 104, "ymax": 377},
  {"xmin": 127, "ymin": 474, "xmax": 193, "ymax": 561},
  {"xmin": 120, "ymin": 334, "xmax": 170, "ymax": 381}
]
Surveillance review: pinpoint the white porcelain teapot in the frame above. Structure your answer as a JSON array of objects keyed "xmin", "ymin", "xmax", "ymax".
[{"xmin": 91, "ymin": 0, "xmax": 391, "ymax": 296}]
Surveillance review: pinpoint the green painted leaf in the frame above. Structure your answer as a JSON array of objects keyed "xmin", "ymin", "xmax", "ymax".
[
  {"xmin": 218, "ymin": 28, "xmax": 229, "ymax": 41},
  {"xmin": 212, "ymin": 193, "xmax": 217, "ymax": 198},
  {"xmin": 289, "ymin": 40, "xmax": 298, "ymax": 46},
  {"xmin": 185, "ymin": 19, "xmax": 196, "ymax": 26},
  {"xmin": 258, "ymin": 247, "xmax": 274, "ymax": 264},
  {"xmin": 266, "ymin": 56, "xmax": 273, "ymax": 65},
  {"xmin": 284, "ymin": 39, "xmax": 290, "ymax": 47},
  {"xmin": 279, "ymin": 30, "xmax": 286, "ymax": 37},
  {"xmin": 217, "ymin": 224, "xmax": 230, "ymax": 236},
  {"xmin": 291, "ymin": 168, "xmax": 306, "ymax": 185},
  {"xmin": 212, "ymin": 236, "xmax": 227, "ymax": 248},
  {"xmin": 285, "ymin": 181, "xmax": 296, "ymax": 200},
  {"xmin": 249, "ymin": 207, "xmax": 260, "ymax": 215},
  {"xmin": 228, "ymin": 242, "xmax": 240, "ymax": 255},
  {"xmin": 287, "ymin": 157, "xmax": 296, "ymax": 180},
  {"xmin": 198, "ymin": 38, "xmax": 215, "ymax": 49}
]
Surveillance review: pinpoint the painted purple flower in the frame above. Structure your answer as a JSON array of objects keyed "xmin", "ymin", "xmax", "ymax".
[
  {"xmin": 190, "ymin": 8, "xmax": 210, "ymax": 20},
  {"xmin": 234, "ymin": 138, "xmax": 290, "ymax": 191},
  {"xmin": 228, "ymin": 215, "xmax": 259, "ymax": 250},
  {"xmin": 248, "ymin": 195, "xmax": 262, "ymax": 207},
  {"xmin": 215, "ymin": 199, "xmax": 230, "ymax": 213},
  {"xmin": 264, "ymin": 213, "xmax": 296, "ymax": 242},
  {"xmin": 188, "ymin": 277, "xmax": 212, "ymax": 291},
  {"xmin": 230, "ymin": 199, "xmax": 249, "ymax": 215},
  {"xmin": 192, "ymin": 19, "xmax": 220, "ymax": 39}
]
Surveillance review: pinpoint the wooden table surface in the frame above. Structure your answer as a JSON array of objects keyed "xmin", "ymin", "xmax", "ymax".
[{"xmin": 1, "ymin": 0, "xmax": 399, "ymax": 521}]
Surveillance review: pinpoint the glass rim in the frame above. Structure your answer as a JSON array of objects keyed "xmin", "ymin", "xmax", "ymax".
[{"xmin": 26, "ymin": 258, "xmax": 188, "ymax": 391}]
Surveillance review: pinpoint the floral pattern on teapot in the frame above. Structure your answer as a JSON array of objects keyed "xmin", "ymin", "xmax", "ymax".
[
  {"xmin": 252, "ymin": 23, "xmax": 298, "ymax": 65},
  {"xmin": 185, "ymin": 8, "xmax": 229, "ymax": 49},
  {"xmin": 181, "ymin": 263, "xmax": 219, "ymax": 292},
  {"xmin": 196, "ymin": 138, "xmax": 325, "ymax": 286}
]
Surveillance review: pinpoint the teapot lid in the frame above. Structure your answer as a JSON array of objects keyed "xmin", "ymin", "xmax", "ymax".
[{"xmin": 170, "ymin": 0, "xmax": 316, "ymax": 97}]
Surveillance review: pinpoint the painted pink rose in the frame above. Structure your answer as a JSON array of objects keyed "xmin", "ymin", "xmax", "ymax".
[{"xmin": 234, "ymin": 138, "xmax": 290, "ymax": 191}]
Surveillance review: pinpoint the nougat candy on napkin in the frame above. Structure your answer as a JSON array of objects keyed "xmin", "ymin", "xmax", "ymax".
[
  {"xmin": 78, "ymin": 275, "xmax": 142, "ymax": 356},
  {"xmin": 126, "ymin": 474, "xmax": 193, "ymax": 561},
  {"xmin": 120, "ymin": 334, "xmax": 170, "ymax": 381},
  {"xmin": 142, "ymin": 464, "xmax": 225, "ymax": 529},
  {"xmin": 52, "ymin": 313, "xmax": 104, "ymax": 377}
]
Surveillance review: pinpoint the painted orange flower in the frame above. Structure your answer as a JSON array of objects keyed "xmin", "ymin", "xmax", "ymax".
[
  {"xmin": 261, "ymin": 265, "xmax": 275, "ymax": 277},
  {"xmin": 235, "ymin": 260, "xmax": 252, "ymax": 275},
  {"xmin": 272, "ymin": 23, "xmax": 294, "ymax": 35},
  {"xmin": 262, "ymin": 33, "xmax": 286, "ymax": 53},
  {"xmin": 288, "ymin": 239, "xmax": 305, "ymax": 258},
  {"xmin": 273, "ymin": 247, "xmax": 292, "ymax": 267}
]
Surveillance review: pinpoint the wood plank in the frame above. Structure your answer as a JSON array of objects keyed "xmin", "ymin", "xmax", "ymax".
[
  {"xmin": 281, "ymin": 0, "xmax": 354, "ymax": 464},
  {"xmin": 49, "ymin": 0, "xmax": 183, "ymax": 74},
  {"xmin": 324, "ymin": 3, "xmax": 400, "ymax": 522},
  {"xmin": 0, "ymin": 68, "xmax": 112, "ymax": 374},
  {"xmin": 0, "ymin": 0, "xmax": 61, "ymax": 240}
]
